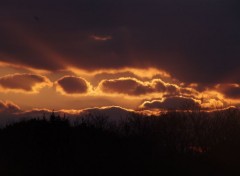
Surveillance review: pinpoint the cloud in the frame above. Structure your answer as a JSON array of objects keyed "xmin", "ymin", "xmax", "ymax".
[
  {"xmin": 216, "ymin": 84, "xmax": 240, "ymax": 99},
  {"xmin": 98, "ymin": 77, "xmax": 153, "ymax": 96},
  {"xmin": 98, "ymin": 77, "xmax": 180, "ymax": 96},
  {"xmin": 91, "ymin": 35, "xmax": 112, "ymax": 41},
  {"xmin": 140, "ymin": 97, "xmax": 201, "ymax": 110},
  {"xmin": 90, "ymin": 67, "xmax": 171, "ymax": 85},
  {"xmin": 56, "ymin": 76, "xmax": 92, "ymax": 95},
  {"xmin": 0, "ymin": 100, "xmax": 21, "ymax": 113},
  {"xmin": 0, "ymin": 73, "xmax": 51, "ymax": 93},
  {"xmin": 0, "ymin": 0, "xmax": 239, "ymax": 84},
  {"xmin": 0, "ymin": 100, "xmax": 22, "ymax": 126},
  {"xmin": 201, "ymin": 98, "xmax": 224, "ymax": 110}
]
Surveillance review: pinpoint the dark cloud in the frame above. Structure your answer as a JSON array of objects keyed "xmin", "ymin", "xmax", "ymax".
[
  {"xmin": 0, "ymin": 73, "xmax": 50, "ymax": 92},
  {"xmin": 0, "ymin": 0, "xmax": 239, "ymax": 84},
  {"xmin": 99, "ymin": 77, "xmax": 181, "ymax": 96},
  {"xmin": 0, "ymin": 100, "xmax": 21, "ymax": 113},
  {"xmin": 224, "ymin": 87, "xmax": 240, "ymax": 99},
  {"xmin": 140, "ymin": 97, "xmax": 201, "ymax": 110},
  {"xmin": 152, "ymin": 79, "xmax": 167, "ymax": 92},
  {"xmin": 92, "ymin": 71, "xmax": 140, "ymax": 86},
  {"xmin": 0, "ymin": 100, "xmax": 22, "ymax": 126},
  {"xmin": 99, "ymin": 78, "xmax": 153, "ymax": 95},
  {"xmin": 217, "ymin": 84, "xmax": 240, "ymax": 99},
  {"xmin": 56, "ymin": 76, "xmax": 91, "ymax": 94}
]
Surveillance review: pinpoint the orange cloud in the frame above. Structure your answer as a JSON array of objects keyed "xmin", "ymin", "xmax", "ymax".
[
  {"xmin": 0, "ymin": 100, "xmax": 21, "ymax": 113},
  {"xmin": 180, "ymin": 87, "xmax": 199, "ymax": 97},
  {"xmin": 201, "ymin": 98, "xmax": 224, "ymax": 110},
  {"xmin": 0, "ymin": 73, "xmax": 51, "ymax": 93},
  {"xmin": 0, "ymin": 61, "xmax": 50, "ymax": 75},
  {"xmin": 68, "ymin": 67, "xmax": 171, "ymax": 81},
  {"xmin": 198, "ymin": 90, "xmax": 227, "ymax": 109},
  {"xmin": 140, "ymin": 97, "xmax": 201, "ymax": 110},
  {"xmin": 0, "ymin": 63, "xmax": 237, "ymax": 111},
  {"xmin": 90, "ymin": 35, "xmax": 112, "ymax": 41},
  {"xmin": 56, "ymin": 76, "xmax": 92, "ymax": 95}
]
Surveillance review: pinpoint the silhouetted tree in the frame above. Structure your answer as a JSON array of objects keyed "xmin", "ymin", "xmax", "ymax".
[{"xmin": 0, "ymin": 109, "xmax": 240, "ymax": 175}]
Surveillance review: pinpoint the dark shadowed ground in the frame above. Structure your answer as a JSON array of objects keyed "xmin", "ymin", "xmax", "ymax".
[{"xmin": 1, "ymin": 109, "xmax": 240, "ymax": 176}]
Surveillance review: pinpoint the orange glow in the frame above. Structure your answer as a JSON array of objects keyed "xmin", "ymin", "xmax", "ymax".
[
  {"xmin": 90, "ymin": 35, "xmax": 112, "ymax": 41},
  {"xmin": 0, "ymin": 4, "xmax": 238, "ymax": 121},
  {"xmin": 67, "ymin": 67, "xmax": 171, "ymax": 80},
  {"xmin": 0, "ymin": 61, "xmax": 50, "ymax": 75},
  {"xmin": 0, "ymin": 52, "xmax": 239, "ymax": 113}
]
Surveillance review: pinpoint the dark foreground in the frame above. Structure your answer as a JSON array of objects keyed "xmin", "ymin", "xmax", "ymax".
[{"xmin": 1, "ymin": 109, "xmax": 240, "ymax": 176}]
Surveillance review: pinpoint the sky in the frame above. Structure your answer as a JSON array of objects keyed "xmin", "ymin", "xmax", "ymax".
[{"xmin": 0, "ymin": 0, "xmax": 239, "ymax": 118}]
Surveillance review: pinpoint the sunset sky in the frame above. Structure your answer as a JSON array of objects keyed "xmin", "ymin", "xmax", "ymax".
[{"xmin": 0, "ymin": 0, "xmax": 239, "ymax": 118}]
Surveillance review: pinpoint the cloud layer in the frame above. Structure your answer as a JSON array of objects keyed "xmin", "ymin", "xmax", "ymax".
[
  {"xmin": 0, "ymin": 0, "xmax": 239, "ymax": 84},
  {"xmin": 0, "ymin": 71, "xmax": 238, "ymax": 111}
]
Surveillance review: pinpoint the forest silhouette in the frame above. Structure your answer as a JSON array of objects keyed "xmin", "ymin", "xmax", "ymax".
[{"xmin": 1, "ymin": 109, "xmax": 240, "ymax": 175}]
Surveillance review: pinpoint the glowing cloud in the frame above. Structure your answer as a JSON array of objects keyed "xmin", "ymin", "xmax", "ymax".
[
  {"xmin": 91, "ymin": 35, "xmax": 112, "ymax": 41},
  {"xmin": 0, "ymin": 73, "xmax": 51, "ymax": 93},
  {"xmin": 201, "ymin": 98, "xmax": 224, "ymax": 110},
  {"xmin": 98, "ymin": 77, "xmax": 153, "ymax": 96},
  {"xmin": 56, "ymin": 76, "xmax": 92, "ymax": 95},
  {"xmin": 98, "ymin": 77, "xmax": 180, "ymax": 96},
  {"xmin": 0, "ymin": 100, "xmax": 21, "ymax": 113},
  {"xmin": 140, "ymin": 97, "xmax": 201, "ymax": 110},
  {"xmin": 67, "ymin": 67, "xmax": 171, "ymax": 80}
]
